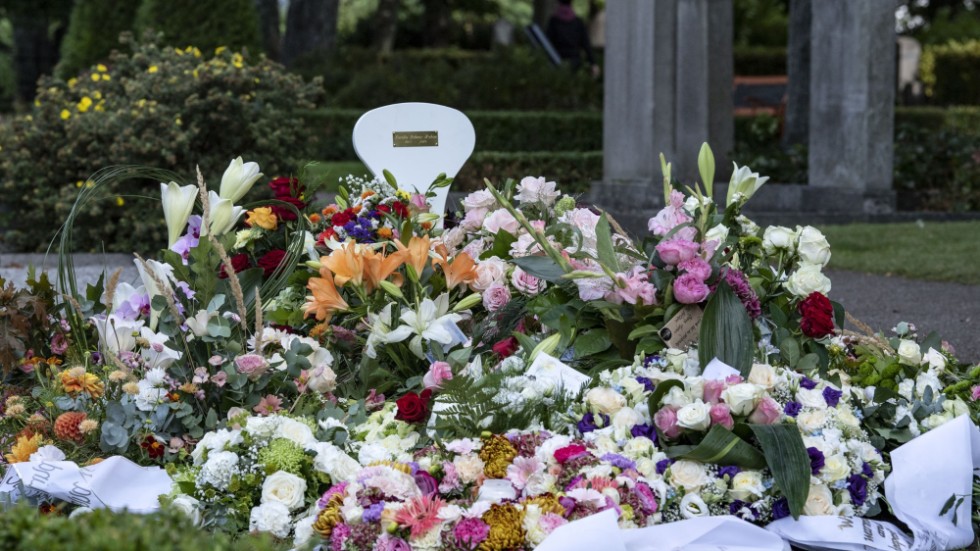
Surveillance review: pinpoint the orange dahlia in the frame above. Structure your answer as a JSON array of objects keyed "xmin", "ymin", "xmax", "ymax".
[{"xmin": 54, "ymin": 411, "xmax": 88, "ymax": 442}]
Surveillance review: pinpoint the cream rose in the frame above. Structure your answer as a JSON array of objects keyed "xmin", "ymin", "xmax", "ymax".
[
  {"xmin": 676, "ymin": 401, "xmax": 712, "ymax": 431},
  {"xmin": 670, "ymin": 460, "xmax": 710, "ymax": 491},
  {"xmin": 307, "ymin": 364, "xmax": 337, "ymax": 394},
  {"xmin": 276, "ymin": 418, "xmax": 316, "ymax": 448},
  {"xmin": 897, "ymin": 339, "xmax": 922, "ymax": 366},
  {"xmin": 704, "ymin": 223, "xmax": 729, "ymax": 245},
  {"xmin": 796, "ymin": 387, "xmax": 827, "ymax": 409},
  {"xmin": 785, "ymin": 264, "xmax": 832, "ymax": 297},
  {"xmin": 748, "ymin": 363, "xmax": 778, "ymax": 389},
  {"xmin": 586, "ymin": 387, "xmax": 627, "ymax": 415},
  {"xmin": 721, "ymin": 383, "xmax": 762, "ymax": 416},
  {"xmin": 797, "ymin": 409, "xmax": 829, "ymax": 433},
  {"xmin": 820, "ymin": 454, "xmax": 851, "ymax": 483},
  {"xmin": 261, "ymin": 471, "xmax": 307, "ymax": 511},
  {"xmin": 471, "ymin": 257, "xmax": 508, "ymax": 291},
  {"xmin": 612, "ymin": 407, "xmax": 644, "ymax": 436},
  {"xmin": 762, "ymin": 226, "xmax": 798, "ymax": 254},
  {"xmin": 730, "ymin": 471, "xmax": 765, "ymax": 501},
  {"xmin": 923, "ymin": 347, "xmax": 947, "ymax": 372},
  {"xmin": 803, "ymin": 483, "xmax": 837, "ymax": 516},
  {"xmin": 797, "ymin": 226, "xmax": 832, "ymax": 266},
  {"xmin": 171, "ymin": 495, "xmax": 201, "ymax": 525}
]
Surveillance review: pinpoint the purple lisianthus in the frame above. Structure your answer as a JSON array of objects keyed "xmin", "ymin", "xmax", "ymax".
[
  {"xmin": 848, "ymin": 473, "xmax": 868, "ymax": 506},
  {"xmin": 630, "ymin": 423, "xmax": 657, "ymax": 442},
  {"xmin": 807, "ymin": 447, "xmax": 825, "ymax": 475},
  {"xmin": 861, "ymin": 462, "xmax": 873, "ymax": 478},
  {"xmin": 800, "ymin": 376, "xmax": 818, "ymax": 390},
  {"xmin": 414, "ymin": 470, "xmax": 438, "ymax": 496},
  {"xmin": 635, "ymin": 376, "xmax": 656, "ymax": 393},
  {"xmin": 717, "ymin": 465, "xmax": 740, "ymax": 479},
  {"xmin": 577, "ymin": 412, "xmax": 609, "ymax": 433},
  {"xmin": 600, "ymin": 453, "xmax": 636, "ymax": 471},
  {"xmin": 772, "ymin": 497, "xmax": 790, "ymax": 520},
  {"xmin": 655, "ymin": 458, "xmax": 673, "ymax": 475},
  {"xmin": 783, "ymin": 401, "xmax": 803, "ymax": 417},
  {"xmin": 822, "ymin": 386, "xmax": 843, "ymax": 408}
]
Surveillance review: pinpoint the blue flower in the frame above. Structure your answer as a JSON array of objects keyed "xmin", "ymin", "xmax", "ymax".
[
  {"xmin": 635, "ymin": 377, "xmax": 656, "ymax": 393},
  {"xmin": 800, "ymin": 377, "xmax": 817, "ymax": 390},
  {"xmin": 655, "ymin": 458, "xmax": 673, "ymax": 475},
  {"xmin": 822, "ymin": 386, "xmax": 843, "ymax": 408},
  {"xmin": 717, "ymin": 465, "xmax": 741, "ymax": 479},
  {"xmin": 783, "ymin": 401, "xmax": 803, "ymax": 417}
]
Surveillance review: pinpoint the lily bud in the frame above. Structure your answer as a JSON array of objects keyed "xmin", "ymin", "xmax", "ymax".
[
  {"xmin": 452, "ymin": 292, "xmax": 482, "ymax": 312},
  {"xmin": 219, "ymin": 156, "xmax": 263, "ymax": 203},
  {"xmin": 161, "ymin": 181, "xmax": 197, "ymax": 246},
  {"xmin": 529, "ymin": 333, "xmax": 562, "ymax": 363},
  {"xmin": 205, "ymin": 190, "xmax": 244, "ymax": 237}
]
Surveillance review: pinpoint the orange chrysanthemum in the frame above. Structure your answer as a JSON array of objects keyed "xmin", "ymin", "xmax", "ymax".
[{"xmin": 60, "ymin": 367, "xmax": 105, "ymax": 398}]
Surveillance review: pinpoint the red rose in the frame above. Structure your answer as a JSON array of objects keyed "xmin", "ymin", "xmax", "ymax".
[
  {"xmin": 798, "ymin": 292, "xmax": 835, "ymax": 338},
  {"xmin": 269, "ymin": 176, "xmax": 302, "ymax": 199},
  {"xmin": 219, "ymin": 253, "xmax": 251, "ymax": 279},
  {"xmin": 391, "ymin": 201, "xmax": 409, "ymax": 218},
  {"xmin": 395, "ymin": 389, "xmax": 432, "ymax": 423},
  {"xmin": 271, "ymin": 196, "xmax": 307, "ymax": 221},
  {"xmin": 257, "ymin": 249, "xmax": 287, "ymax": 278},
  {"xmin": 492, "ymin": 336, "xmax": 519, "ymax": 359},
  {"xmin": 554, "ymin": 444, "xmax": 589, "ymax": 464}
]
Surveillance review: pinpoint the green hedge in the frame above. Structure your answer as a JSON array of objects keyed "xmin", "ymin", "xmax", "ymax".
[
  {"xmin": 921, "ymin": 40, "xmax": 980, "ymax": 105},
  {"xmin": 135, "ymin": 0, "xmax": 262, "ymax": 54},
  {"xmin": 455, "ymin": 151, "xmax": 601, "ymax": 194},
  {"xmin": 300, "ymin": 109, "xmax": 602, "ymax": 159},
  {"xmin": 894, "ymin": 106, "xmax": 980, "ymax": 133},
  {"xmin": 734, "ymin": 46, "xmax": 786, "ymax": 76},
  {"xmin": 56, "ymin": 0, "xmax": 140, "ymax": 78},
  {"xmin": 0, "ymin": 505, "xmax": 284, "ymax": 551}
]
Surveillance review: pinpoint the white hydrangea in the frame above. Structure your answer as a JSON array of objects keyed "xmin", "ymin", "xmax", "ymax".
[{"xmin": 198, "ymin": 450, "xmax": 240, "ymax": 490}]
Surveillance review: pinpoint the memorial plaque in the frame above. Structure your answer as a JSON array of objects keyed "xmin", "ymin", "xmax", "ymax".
[{"xmin": 393, "ymin": 131, "xmax": 439, "ymax": 147}]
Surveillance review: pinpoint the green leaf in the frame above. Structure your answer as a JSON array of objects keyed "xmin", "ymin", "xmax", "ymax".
[
  {"xmin": 698, "ymin": 142, "xmax": 716, "ymax": 198},
  {"xmin": 595, "ymin": 213, "xmax": 620, "ymax": 273},
  {"xmin": 699, "ymin": 281, "xmax": 755, "ymax": 375},
  {"xmin": 511, "ymin": 256, "xmax": 566, "ymax": 282},
  {"xmin": 749, "ymin": 423, "xmax": 811, "ymax": 520},
  {"xmin": 665, "ymin": 424, "xmax": 766, "ymax": 468},
  {"xmin": 780, "ymin": 337, "xmax": 801, "ymax": 367},
  {"xmin": 481, "ymin": 231, "xmax": 518, "ymax": 260},
  {"xmin": 647, "ymin": 379, "xmax": 684, "ymax": 415},
  {"xmin": 574, "ymin": 329, "xmax": 612, "ymax": 358},
  {"xmin": 831, "ymin": 300, "xmax": 845, "ymax": 329},
  {"xmin": 920, "ymin": 331, "xmax": 942, "ymax": 354},
  {"xmin": 797, "ymin": 353, "xmax": 819, "ymax": 372}
]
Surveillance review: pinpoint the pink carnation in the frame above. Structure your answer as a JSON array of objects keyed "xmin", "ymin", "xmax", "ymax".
[
  {"xmin": 656, "ymin": 238, "xmax": 700, "ymax": 265},
  {"xmin": 673, "ymin": 273, "xmax": 711, "ymax": 304},
  {"xmin": 422, "ymin": 361, "xmax": 453, "ymax": 390}
]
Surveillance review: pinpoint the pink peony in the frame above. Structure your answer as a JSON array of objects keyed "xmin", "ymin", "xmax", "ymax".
[
  {"xmin": 654, "ymin": 407, "xmax": 682, "ymax": 439},
  {"xmin": 656, "ymin": 238, "xmax": 701, "ymax": 265},
  {"xmin": 703, "ymin": 380, "xmax": 726, "ymax": 404},
  {"xmin": 673, "ymin": 273, "xmax": 711, "ymax": 304},
  {"xmin": 678, "ymin": 258, "xmax": 712, "ymax": 281},
  {"xmin": 482, "ymin": 284, "xmax": 512, "ymax": 312},
  {"xmin": 709, "ymin": 403, "xmax": 734, "ymax": 429},
  {"xmin": 647, "ymin": 190, "xmax": 692, "ymax": 236},
  {"xmin": 482, "ymin": 209, "xmax": 520, "ymax": 235},
  {"xmin": 748, "ymin": 397, "xmax": 782, "ymax": 425},
  {"xmin": 422, "ymin": 361, "xmax": 453, "ymax": 390}
]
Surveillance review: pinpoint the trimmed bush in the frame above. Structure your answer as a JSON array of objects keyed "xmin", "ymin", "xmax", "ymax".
[
  {"xmin": 920, "ymin": 39, "xmax": 980, "ymax": 105},
  {"xmin": 300, "ymin": 109, "xmax": 602, "ymax": 160},
  {"xmin": 0, "ymin": 33, "xmax": 323, "ymax": 252},
  {"xmin": 733, "ymin": 46, "xmax": 786, "ymax": 76},
  {"xmin": 56, "ymin": 0, "xmax": 140, "ymax": 78},
  {"xmin": 135, "ymin": 0, "xmax": 262, "ymax": 54},
  {"xmin": 455, "ymin": 151, "xmax": 602, "ymax": 194},
  {"xmin": 0, "ymin": 504, "xmax": 283, "ymax": 551}
]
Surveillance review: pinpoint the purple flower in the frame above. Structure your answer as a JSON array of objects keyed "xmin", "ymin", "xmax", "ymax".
[
  {"xmin": 729, "ymin": 499, "xmax": 747, "ymax": 516},
  {"xmin": 655, "ymin": 458, "xmax": 673, "ymax": 475},
  {"xmin": 721, "ymin": 269, "xmax": 761, "ymax": 319},
  {"xmin": 362, "ymin": 502, "xmax": 384, "ymax": 523},
  {"xmin": 577, "ymin": 412, "xmax": 608, "ymax": 433},
  {"xmin": 634, "ymin": 482, "xmax": 658, "ymax": 513},
  {"xmin": 772, "ymin": 497, "xmax": 790, "ymax": 520},
  {"xmin": 630, "ymin": 423, "xmax": 657, "ymax": 443},
  {"xmin": 861, "ymin": 462, "xmax": 873, "ymax": 478},
  {"xmin": 375, "ymin": 535, "xmax": 412, "ymax": 551},
  {"xmin": 807, "ymin": 447, "xmax": 825, "ymax": 475},
  {"xmin": 600, "ymin": 453, "xmax": 636, "ymax": 471},
  {"xmin": 635, "ymin": 376, "xmax": 656, "ymax": 393},
  {"xmin": 414, "ymin": 470, "xmax": 438, "ymax": 495},
  {"xmin": 717, "ymin": 465, "xmax": 740, "ymax": 479},
  {"xmin": 822, "ymin": 386, "xmax": 843, "ymax": 408},
  {"xmin": 800, "ymin": 377, "xmax": 817, "ymax": 390},
  {"xmin": 783, "ymin": 401, "xmax": 803, "ymax": 417},
  {"xmin": 848, "ymin": 473, "xmax": 868, "ymax": 506}
]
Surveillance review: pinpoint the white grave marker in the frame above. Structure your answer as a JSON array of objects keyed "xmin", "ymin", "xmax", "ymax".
[{"xmin": 352, "ymin": 102, "xmax": 476, "ymax": 217}]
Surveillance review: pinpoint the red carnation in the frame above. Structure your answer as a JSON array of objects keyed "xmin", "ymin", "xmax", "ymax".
[
  {"xmin": 492, "ymin": 336, "xmax": 519, "ymax": 359},
  {"xmin": 257, "ymin": 249, "xmax": 287, "ymax": 278},
  {"xmin": 554, "ymin": 444, "xmax": 589, "ymax": 464},
  {"xmin": 798, "ymin": 292, "xmax": 835, "ymax": 338},
  {"xmin": 269, "ymin": 176, "xmax": 302, "ymax": 199},
  {"xmin": 332, "ymin": 209, "xmax": 355, "ymax": 227},
  {"xmin": 271, "ymin": 196, "xmax": 307, "ymax": 222},
  {"xmin": 219, "ymin": 253, "xmax": 251, "ymax": 279},
  {"xmin": 391, "ymin": 201, "xmax": 409, "ymax": 218},
  {"xmin": 395, "ymin": 389, "xmax": 432, "ymax": 423}
]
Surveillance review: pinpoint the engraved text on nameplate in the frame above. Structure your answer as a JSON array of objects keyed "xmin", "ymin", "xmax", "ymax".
[{"xmin": 393, "ymin": 131, "xmax": 439, "ymax": 147}]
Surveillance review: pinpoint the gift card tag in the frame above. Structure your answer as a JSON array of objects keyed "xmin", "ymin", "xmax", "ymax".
[
  {"xmin": 526, "ymin": 353, "xmax": 591, "ymax": 397},
  {"xmin": 702, "ymin": 358, "xmax": 742, "ymax": 381},
  {"xmin": 659, "ymin": 304, "xmax": 703, "ymax": 350}
]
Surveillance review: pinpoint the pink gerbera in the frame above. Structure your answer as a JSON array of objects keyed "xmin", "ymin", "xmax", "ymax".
[{"xmin": 393, "ymin": 494, "xmax": 446, "ymax": 538}]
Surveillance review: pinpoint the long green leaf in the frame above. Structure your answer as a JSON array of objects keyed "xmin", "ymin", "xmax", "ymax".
[
  {"xmin": 665, "ymin": 424, "xmax": 766, "ymax": 468},
  {"xmin": 511, "ymin": 256, "xmax": 567, "ymax": 282},
  {"xmin": 698, "ymin": 280, "xmax": 755, "ymax": 375},
  {"xmin": 595, "ymin": 213, "xmax": 620, "ymax": 273},
  {"xmin": 749, "ymin": 423, "xmax": 810, "ymax": 520}
]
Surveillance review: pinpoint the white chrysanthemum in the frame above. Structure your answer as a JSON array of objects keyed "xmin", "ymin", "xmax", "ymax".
[{"xmin": 199, "ymin": 450, "xmax": 240, "ymax": 490}]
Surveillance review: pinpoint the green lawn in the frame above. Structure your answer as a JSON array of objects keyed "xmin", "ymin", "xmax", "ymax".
[
  {"xmin": 818, "ymin": 221, "xmax": 980, "ymax": 285},
  {"xmin": 300, "ymin": 160, "xmax": 370, "ymax": 192}
]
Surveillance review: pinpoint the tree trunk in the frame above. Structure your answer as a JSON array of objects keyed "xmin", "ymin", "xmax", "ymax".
[
  {"xmin": 373, "ymin": 0, "xmax": 400, "ymax": 55},
  {"xmin": 253, "ymin": 0, "xmax": 281, "ymax": 61},
  {"xmin": 11, "ymin": 15, "xmax": 62, "ymax": 103},
  {"xmin": 282, "ymin": 0, "xmax": 339, "ymax": 67}
]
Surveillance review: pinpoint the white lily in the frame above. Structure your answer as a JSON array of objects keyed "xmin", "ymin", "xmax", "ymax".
[
  {"xmin": 92, "ymin": 314, "xmax": 145, "ymax": 355},
  {"xmin": 726, "ymin": 163, "xmax": 769, "ymax": 206},
  {"xmin": 365, "ymin": 303, "xmax": 413, "ymax": 358},
  {"xmin": 161, "ymin": 181, "xmax": 197, "ymax": 246},
  {"xmin": 219, "ymin": 156, "xmax": 263, "ymax": 203},
  {"xmin": 396, "ymin": 295, "xmax": 463, "ymax": 359},
  {"xmin": 135, "ymin": 257, "xmax": 175, "ymax": 330},
  {"xmin": 184, "ymin": 309, "xmax": 216, "ymax": 337},
  {"xmin": 139, "ymin": 327, "xmax": 183, "ymax": 369},
  {"xmin": 205, "ymin": 190, "xmax": 244, "ymax": 237}
]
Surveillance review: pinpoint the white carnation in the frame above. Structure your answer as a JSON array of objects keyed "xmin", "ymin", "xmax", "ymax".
[{"xmin": 249, "ymin": 502, "xmax": 292, "ymax": 538}]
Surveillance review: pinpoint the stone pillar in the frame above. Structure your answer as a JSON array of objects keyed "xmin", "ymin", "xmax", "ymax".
[
  {"xmin": 783, "ymin": 0, "xmax": 811, "ymax": 148},
  {"xmin": 806, "ymin": 0, "xmax": 895, "ymax": 213},
  {"xmin": 600, "ymin": 0, "xmax": 733, "ymax": 199}
]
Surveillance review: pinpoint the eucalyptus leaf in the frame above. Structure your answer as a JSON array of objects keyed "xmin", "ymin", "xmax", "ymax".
[
  {"xmin": 698, "ymin": 281, "xmax": 755, "ymax": 375},
  {"xmin": 749, "ymin": 423, "xmax": 810, "ymax": 519}
]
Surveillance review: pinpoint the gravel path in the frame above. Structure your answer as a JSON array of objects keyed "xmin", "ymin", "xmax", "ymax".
[{"xmin": 2, "ymin": 254, "xmax": 977, "ymax": 363}]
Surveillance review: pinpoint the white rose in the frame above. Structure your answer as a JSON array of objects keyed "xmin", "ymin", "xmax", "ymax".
[
  {"xmin": 704, "ymin": 223, "xmax": 729, "ymax": 245},
  {"xmin": 785, "ymin": 264, "xmax": 832, "ymax": 297},
  {"xmin": 730, "ymin": 471, "xmax": 765, "ymax": 501},
  {"xmin": 797, "ymin": 387, "xmax": 827, "ymax": 409},
  {"xmin": 923, "ymin": 348, "xmax": 947, "ymax": 372},
  {"xmin": 679, "ymin": 493, "xmax": 710, "ymax": 518},
  {"xmin": 670, "ymin": 460, "xmax": 710, "ymax": 491},
  {"xmin": 612, "ymin": 407, "xmax": 644, "ymax": 437},
  {"xmin": 171, "ymin": 495, "xmax": 201, "ymax": 525},
  {"xmin": 721, "ymin": 383, "xmax": 762, "ymax": 416},
  {"xmin": 276, "ymin": 418, "xmax": 316, "ymax": 448},
  {"xmin": 586, "ymin": 387, "xmax": 627, "ymax": 415},
  {"xmin": 921, "ymin": 412, "xmax": 954, "ymax": 431},
  {"xmin": 661, "ymin": 386, "xmax": 693, "ymax": 409},
  {"xmin": 676, "ymin": 401, "xmax": 712, "ymax": 431},
  {"xmin": 249, "ymin": 502, "xmax": 292, "ymax": 538},
  {"xmin": 623, "ymin": 437, "xmax": 656, "ymax": 458},
  {"xmin": 462, "ymin": 189, "xmax": 496, "ymax": 211},
  {"xmin": 837, "ymin": 408, "xmax": 861, "ymax": 430},
  {"xmin": 796, "ymin": 226, "xmax": 832, "ymax": 267},
  {"xmin": 684, "ymin": 377, "xmax": 706, "ymax": 402},
  {"xmin": 307, "ymin": 364, "xmax": 337, "ymax": 394},
  {"xmin": 820, "ymin": 454, "xmax": 851, "ymax": 483},
  {"xmin": 803, "ymin": 483, "xmax": 836, "ymax": 516},
  {"xmin": 636, "ymin": 458, "xmax": 658, "ymax": 478},
  {"xmin": 762, "ymin": 226, "xmax": 798, "ymax": 254},
  {"xmin": 748, "ymin": 363, "xmax": 777, "ymax": 389},
  {"xmin": 797, "ymin": 409, "xmax": 829, "ymax": 433},
  {"xmin": 737, "ymin": 215, "xmax": 760, "ymax": 236},
  {"xmin": 897, "ymin": 339, "xmax": 922, "ymax": 366},
  {"xmin": 261, "ymin": 471, "xmax": 307, "ymax": 511},
  {"xmin": 312, "ymin": 443, "xmax": 361, "ymax": 481},
  {"xmin": 915, "ymin": 371, "xmax": 942, "ymax": 398},
  {"xmin": 471, "ymin": 257, "xmax": 508, "ymax": 291}
]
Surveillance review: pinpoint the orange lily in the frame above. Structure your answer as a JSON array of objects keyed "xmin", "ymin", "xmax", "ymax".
[
  {"xmin": 362, "ymin": 247, "xmax": 407, "ymax": 292},
  {"xmin": 395, "ymin": 235, "xmax": 431, "ymax": 279},
  {"xmin": 304, "ymin": 271, "xmax": 350, "ymax": 322},
  {"xmin": 434, "ymin": 245, "xmax": 479, "ymax": 290},
  {"xmin": 320, "ymin": 241, "xmax": 365, "ymax": 288}
]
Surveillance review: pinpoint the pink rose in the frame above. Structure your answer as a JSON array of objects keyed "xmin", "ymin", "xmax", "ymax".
[
  {"xmin": 725, "ymin": 374, "xmax": 744, "ymax": 385},
  {"xmin": 656, "ymin": 238, "xmax": 700, "ymax": 265},
  {"xmin": 462, "ymin": 207, "xmax": 489, "ymax": 231},
  {"xmin": 515, "ymin": 176, "xmax": 560, "ymax": 206},
  {"xmin": 654, "ymin": 407, "xmax": 682, "ymax": 439},
  {"xmin": 482, "ymin": 284, "xmax": 511, "ymax": 312},
  {"xmin": 462, "ymin": 189, "xmax": 496, "ymax": 211},
  {"xmin": 647, "ymin": 190, "xmax": 692, "ymax": 236},
  {"xmin": 673, "ymin": 273, "xmax": 710, "ymax": 304},
  {"xmin": 423, "ymin": 361, "xmax": 453, "ymax": 390},
  {"xmin": 703, "ymin": 380, "xmax": 726, "ymax": 404},
  {"xmin": 482, "ymin": 209, "xmax": 520, "ymax": 235},
  {"xmin": 678, "ymin": 258, "xmax": 712, "ymax": 281},
  {"xmin": 748, "ymin": 397, "xmax": 782, "ymax": 425},
  {"xmin": 235, "ymin": 353, "xmax": 268, "ymax": 380},
  {"xmin": 709, "ymin": 403, "xmax": 734, "ymax": 429},
  {"xmin": 511, "ymin": 267, "xmax": 544, "ymax": 296}
]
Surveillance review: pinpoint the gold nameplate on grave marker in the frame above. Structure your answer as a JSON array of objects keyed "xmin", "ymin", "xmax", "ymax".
[{"xmin": 392, "ymin": 131, "xmax": 439, "ymax": 147}]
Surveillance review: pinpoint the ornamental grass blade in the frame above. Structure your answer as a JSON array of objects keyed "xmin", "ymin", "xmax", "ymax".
[
  {"xmin": 750, "ymin": 423, "xmax": 810, "ymax": 520},
  {"xmin": 595, "ymin": 213, "xmax": 620, "ymax": 273},
  {"xmin": 665, "ymin": 424, "xmax": 766, "ymax": 468},
  {"xmin": 698, "ymin": 280, "xmax": 755, "ymax": 375}
]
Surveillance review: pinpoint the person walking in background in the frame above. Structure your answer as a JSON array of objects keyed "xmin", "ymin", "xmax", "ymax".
[{"xmin": 546, "ymin": 0, "xmax": 600, "ymax": 78}]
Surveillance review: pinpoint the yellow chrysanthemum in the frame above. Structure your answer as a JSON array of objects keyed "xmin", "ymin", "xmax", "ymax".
[
  {"xmin": 245, "ymin": 207, "xmax": 278, "ymax": 230},
  {"xmin": 521, "ymin": 494, "xmax": 564, "ymax": 517},
  {"xmin": 77, "ymin": 96, "xmax": 93, "ymax": 113},
  {"xmin": 5, "ymin": 434, "xmax": 43, "ymax": 464},
  {"xmin": 480, "ymin": 504, "xmax": 526, "ymax": 551},
  {"xmin": 479, "ymin": 435, "xmax": 518, "ymax": 479},
  {"xmin": 60, "ymin": 367, "xmax": 105, "ymax": 398},
  {"xmin": 313, "ymin": 495, "xmax": 344, "ymax": 538}
]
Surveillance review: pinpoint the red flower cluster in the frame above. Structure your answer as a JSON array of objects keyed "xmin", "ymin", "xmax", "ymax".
[
  {"xmin": 219, "ymin": 253, "xmax": 251, "ymax": 279},
  {"xmin": 395, "ymin": 389, "xmax": 432, "ymax": 423},
  {"xmin": 492, "ymin": 336, "xmax": 519, "ymax": 359},
  {"xmin": 257, "ymin": 249, "xmax": 287, "ymax": 278},
  {"xmin": 331, "ymin": 208, "xmax": 358, "ymax": 227},
  {"xmin": 798, "ymin": 292, "xmax": 835, "ymax": 338},
  {"xmin": 269, "ymin": 177, "xmax": 306, "ymax": 221}
]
